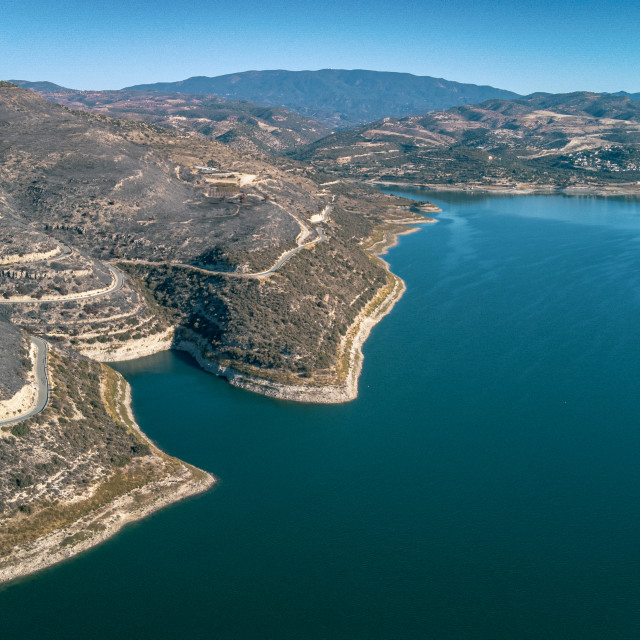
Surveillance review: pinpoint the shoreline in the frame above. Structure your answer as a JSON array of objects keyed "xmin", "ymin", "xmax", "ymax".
[
  {"xmin": 171, "ymin": 222, "xmax": 418, "ymax": 404},
  {"xmin": 371, "ymin": 180, "xmax": 640, "ymax": 198},
  {"xmin": 89, "ymin": 222, "xmax": 425, "ymax": 404},
  {"xmin": 174, "ymin": 273, "xmax": 405, "ymax": 404},
  {"xmin": 0, "ymin": 379, "xmax": 215, "ymax": 586},
  {"xmin": 0, "ymin": 208, "xmax": 428, "ymax": 584}
]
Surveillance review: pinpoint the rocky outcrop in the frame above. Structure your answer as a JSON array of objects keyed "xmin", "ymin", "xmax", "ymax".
[
  {"xmin": 0, "ymin": 366, "xmax": 215, "ymax": 585},
  {"xmin": 173, "ymin": 240, "xmax": 407, "ymax": 404},
  {"xmin": 0, "ymin": 247, "xmax": 61, "ymax": 265},
  {"xmin": 78, "ymin": 326, "xmax": 176, "ymax": 362}
]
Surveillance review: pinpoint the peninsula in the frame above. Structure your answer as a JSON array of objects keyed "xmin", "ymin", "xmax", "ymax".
[{"xmin": 0, "ymin": 81, "xmax": 436, "ymax": 582}]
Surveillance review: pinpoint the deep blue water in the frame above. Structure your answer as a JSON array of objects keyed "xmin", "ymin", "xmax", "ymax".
[{"xmin": 3, "ymin": 191, "xmax": 640, "ymax": 638}]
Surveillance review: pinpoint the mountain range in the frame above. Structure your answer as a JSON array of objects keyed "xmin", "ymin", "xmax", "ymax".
[
  {"xmin": 124, "ymin": 69, "xmax": 521, "ymax": 126},
  {"xmin": 13, "ymin": 73, "xmax": 640, "ymax": 134},
  {"xmin": 9, "ymin": 72, "xmax": 640, "ymax": 193}
]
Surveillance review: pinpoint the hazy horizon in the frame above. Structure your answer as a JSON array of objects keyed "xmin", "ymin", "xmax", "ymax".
[
  {"xmin": 2, "ymin": 0, "xmax": 639, "ymax": 95},
  {"xmin": 8, "ymin": 68, "xmax": 638, "ymax": 99}
]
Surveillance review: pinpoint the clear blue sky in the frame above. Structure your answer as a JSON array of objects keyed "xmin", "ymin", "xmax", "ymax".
[{"xmin": 2, "ymin": 0, "xmax": 638, "ymax": 94}]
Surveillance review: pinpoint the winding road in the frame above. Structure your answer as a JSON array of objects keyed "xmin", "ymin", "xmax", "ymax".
[
  {"xmin": 0, "ymin": 202, "xmax": 333, "ymax": 427},
  {"xmin": 0, "ymin": 336, "xmax": 49, "ymax": 428},
  {"xmin": 0, "ymin": 204, "xmax": 333, "ymax": 427},
  {"xmin": 0, "ymin": 264, "xmax": 124, "ymax": 305},
  {"xmin": 1, "ymin": 201, "xmax": 332, "ymax": 303},
  {"xmin": 115, "ymin": 204, "xmax": 333, "ymax": 279}
]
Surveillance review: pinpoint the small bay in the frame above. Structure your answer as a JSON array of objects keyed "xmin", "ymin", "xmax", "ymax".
[{"xmin": 3, "ymin": 191, "xmax": 640, "ymax": 638}]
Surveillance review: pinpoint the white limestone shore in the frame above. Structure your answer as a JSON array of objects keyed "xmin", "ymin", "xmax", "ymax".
[
  {"xmin": 173, "ymin": 224, "xmax": 419, "ymax": 404},
  {"xmin": 79, "ymin": 326, "xmax": 176, "ymax": 362},
  {"xmin": 82, "ymin": 221, "xmax": 428, "ymax": 404},
  {"xmin": 0, "ymin": 377, "xmax": 215, "ymax": 585}
]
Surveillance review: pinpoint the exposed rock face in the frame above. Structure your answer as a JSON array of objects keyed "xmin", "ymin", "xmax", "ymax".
[
  {"xmin": 78, "ymin": 326, "xmax": 175, "ymax": 362},
  {"xmin": 0, "ymin": 247, "xmax": 60, "ymax": 266},
  {"xmin": 0, "ymin": 382, "xmax": 37, "ymax": 424}
]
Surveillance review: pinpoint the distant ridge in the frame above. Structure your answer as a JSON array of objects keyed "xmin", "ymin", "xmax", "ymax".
[
  {"xmin": 125, "ymin": 69, "xmax": 521, "ymax": 126},
  {"xmin": 612, "ymin": 91, "xmax": 640, "ymax": 103},
  {"xmin": 5, "ymin": 84, "xmax": 331, "ymax": 154},
  {"xmin": 9, "ymin": 79, "xmax": 74, "ymax": 93}
]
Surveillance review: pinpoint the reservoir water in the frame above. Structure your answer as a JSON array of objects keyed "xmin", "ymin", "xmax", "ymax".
[{"xmin": 3, "ymin": 192, "xmax": 640, "ymax": 638}]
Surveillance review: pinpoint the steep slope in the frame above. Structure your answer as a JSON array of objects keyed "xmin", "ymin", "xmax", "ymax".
[{"xmin": 125, "ymin": 69, "xmax": 520, "ymax": 127}]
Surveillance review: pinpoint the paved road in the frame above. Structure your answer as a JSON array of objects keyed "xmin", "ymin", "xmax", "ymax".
[
  {"xmin": 0, "ymin": 336, "xmax": 49, "ymax": 428},
  {"xmin": 78, "ymin": 264, "xmax": 124, "ymax": 299},
  {"xmin": 0, "ymin": 264, "xmax": 124, "ymax": 305}
]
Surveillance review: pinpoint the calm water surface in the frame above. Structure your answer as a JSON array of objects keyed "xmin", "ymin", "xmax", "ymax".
[{"xmin": 3, "ymin": 192, "xmax": 640, "ymax": 638}]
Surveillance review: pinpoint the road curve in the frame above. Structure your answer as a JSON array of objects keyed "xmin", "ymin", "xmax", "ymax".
[
  {"xmin": 250, "ymin": 232, "xmax": 325, "ymax": 279},
  {"xmin": 115, "ymin": 205, "xmax": 334, "ymax": 279},
  {"xmin": 231, "ymin": 204, "xmax": 332, "ymax": 277},
  {"xmin": 115, "ymin": 231, "xmax": 325, "ymax": 279},
  {"xmin": 1, "ymin": 202, "xmax": 332, "ymax": 302},
  {"xmin": 0, "ymin": 337, "xmax": 49, "ymax": 428},
  {"xmin": 0, "ymin": 264, "xmax": 124, "ymax": 305}
]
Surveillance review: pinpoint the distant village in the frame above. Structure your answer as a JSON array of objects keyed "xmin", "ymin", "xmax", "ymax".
[{"xmin": 571, "ymin": 147, "xmax": 640, "ymax": 173}]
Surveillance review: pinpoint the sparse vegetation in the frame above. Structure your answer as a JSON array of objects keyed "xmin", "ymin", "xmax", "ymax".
[
  {"xmin": 0, "ymin": 347, "xmax": 210, "ymax": 570},
  {"xmin": 0, "ymin": 80, "xmax": 428, "ymax": 581},
  {"xmin": 292, "ymin": 92, "xmax": 640, "ymax": 189}
]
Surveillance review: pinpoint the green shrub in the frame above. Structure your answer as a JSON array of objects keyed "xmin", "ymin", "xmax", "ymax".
[{"xmin": 11, "ymin": 423, "xmax": 30, "ymax": 437}]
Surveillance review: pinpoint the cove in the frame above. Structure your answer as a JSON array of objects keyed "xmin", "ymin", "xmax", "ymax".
[{"xmin": 3, "ymin": 191, "xmax": 640, "ymax": 639}]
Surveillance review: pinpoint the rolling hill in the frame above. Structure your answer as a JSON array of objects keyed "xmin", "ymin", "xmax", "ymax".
[
  {"xmin": 9, "ymin": 83, "xmax": 330, "ymax": 153},
  {"xmin": 293, "ymin": 91, "xmax": 640, "ymax": 189}
]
